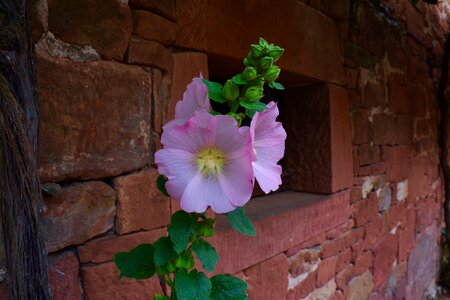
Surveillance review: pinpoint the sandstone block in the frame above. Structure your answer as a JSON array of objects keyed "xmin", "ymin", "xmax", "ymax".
[
  {"xmin": 133, "ymin": 10, "xmax": 176, "ymax": 45},
  {"xmin": 37, "ymin": 51, "xmax": 151, "ymax": 182},
  {"xmin": 129, "ymin": 0, "xmax": 175, "ymax": 20},
  {"xmin": 48, "ymin": 251, "xmax": 82, "ymax": 300},
  {"xmin": 43, "ymin": 181, "xmax": 116, "ymax": 252},
  {"xmin": 127, "ymin": 38, "xmax": 172, "ymax": 71}
]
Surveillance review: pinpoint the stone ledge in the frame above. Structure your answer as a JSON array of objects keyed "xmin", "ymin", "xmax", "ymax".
[{"xmin": 210, "ymin": 190, "xmax": 350, "ymax": 274}]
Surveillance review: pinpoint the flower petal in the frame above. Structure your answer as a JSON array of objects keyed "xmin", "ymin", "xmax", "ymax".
[{"xmin": 175, "ymin": 75, "xmax": 211, "ymax": 120}]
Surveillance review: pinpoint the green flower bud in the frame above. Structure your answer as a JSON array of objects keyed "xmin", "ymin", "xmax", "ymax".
[
  {"xmin": 250, "ymin": 44, "xmax": 264, "ymax": 58},
  {"xmin": 244, "ymin": 86, "xmax": 264, "ymax": 102},
  {"xmin": 176, "ymin": 251, "xmax": 195, "ymax": 270},
  {"xmin": 259, "ymin": 37, "xmax": 269, "ymax": 47},
  {"xmin": 222, "ymin": 79, "xmax": 239, "ymax": 101},
  {"xmin": 267, "ymin": 46, "xmax": 284, "ymax": 62},
  {"xmin": 260, "ymin": 56, "xmax": 273, "ymax": 70},
  {"xmin": 198, "ymin": 219, "xmax": 215, "ymax": 237},
  {"xmin": 242, "ymin": 66, "xmax": 257, "ymax": 81},
  {"xmin": 244, "ymin": 54, "xmax": 258, "ymax": 66},
  {"xmin": 264, "ymin": 66, "xmax": 281, "ymax": 82}
]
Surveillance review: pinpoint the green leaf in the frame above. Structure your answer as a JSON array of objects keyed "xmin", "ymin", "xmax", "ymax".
[
  {"xmin": 240, "ymin": 101, "xmax": 267, "ymax": 112},
  {"xmin": 176, "ymin": 250, "xmax": 195, "ymax": 270},
  {"xmin": 245, "ymin": 108, "xmax": 257, "ymax": 118},
  {"xmin": 231, "ymin": 74, "xmax": 247, "ymax": 85},
  {"xmin": 210, "ymin": 274, "xmax": 248, "ymax": 300},
  {"xmin": 114, "ymin": 244, "xmax": 155, "ymax": 279},
  {"xmin": 191, "ymin": 239, "xmax": 219, "ymax": 272},
  {"xmin": 268, "ymin": 81, "xmax": 285, "ymax": 90},
  {"xmin": 156, "ymin": 175, "xmax": 170, "ymax": 197},
  {"xmin": 168, "ymin": 211, "xmax": 198, "ymax": 254},
  {"xmin": 154, "ymin": 294, "xmax": 171, "ymax": 300},
  {"xmin": 203, "ymin": 79, "xmax": 227, "ymax": 103},
  {"xmin": 153, "ymin": 237, "xmax": 177, "ymax": 267},
  {"xmin": 175, "ymin": 269, "xmax": 212, "ymax": 300},
  {"xmin": 225, "ymin": 207, "xmax": 256, "ymax": 236}
]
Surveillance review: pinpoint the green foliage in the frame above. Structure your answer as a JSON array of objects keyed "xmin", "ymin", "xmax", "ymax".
[
  {"xmin": 225, "ymin": 207, "xmax": 256, "ymax": 236},
  {"xmin": 154, "ymin": 295, "xmax": 171, "ymax": 300},
  {"xmin": 114, "ymin": 244, "xmax": 155, "ymax": 279},
  {"xmin": 210, "ymin": 275, "xmax": 249, "ymax": 300},
  {"xmin": 153, "ymin": 237, "xmax": 177, "ymax": 267},
  {"xmin": 168, "ymin": 211, "xmax": 199, "ymax": 254},
  {"xmin": 202, "ymin": 37, "xmax": 285, "ymax": 123},
  {"xmin": 175, "ymin": 269, "xmax": 212, "ymax": 300},
  {"xmin": 191, "ymin": 239, "xmax": 219, "ymax": 272},
  {"xmin": 157, "ymin": 175, "xmax": 170, "ymax": 197}
]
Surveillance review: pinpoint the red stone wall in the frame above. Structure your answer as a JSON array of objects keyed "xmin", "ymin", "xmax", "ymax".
[{"xmin": 3, "ymin": 0, "xmax": 449, "ymax": 299}]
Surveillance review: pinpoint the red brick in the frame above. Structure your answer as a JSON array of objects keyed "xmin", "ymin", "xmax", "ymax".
[
  {"xmin": 351, "ymin": 110, "xmax": 371, "ymax": 144},
  {"xmin": 350, "ymin": 187, "xmax": 362, "ymax": 204},
  {"xmin": 373, "ymin": 114, "xmax": 396, "ymax": 145},
  {"xmin": 37, "ymin": 51, "xmax": 152, "ymax": 182},
  {"xmin": 361, "ymin": 80, "xmax": 386, "ymax": 107},
  {"xmin": 127, "ymin": 38, "xmax": 173, "ymax": 71},
  {"xmin": 285, "ymin": 232, "xmax": 327, "ymax": 256},
  {"xmin": 78, "ymin": 228, "xmax": 166, "ymax": 263},
  {"xmin": 81, "ymin": 262, "xmax": 161, "ymax": 300},
  {"xmin": 48, "ymin": 252, "xmax": 82, "ymax": 300},
  {"xmin": 287, "ymin": 271, "xmax": 317, "ymax": 300},
  {"xmin": 382, "ymin": 145, "xmax": 410, "ymax": 182},
  {"xmin": 354, "ymin": 251, "xmax": 373, "ymax": 276},
  {"xmin": 326, "ymin": 220, "xmax": 354, "ymax": 240},
  {"xmin": 317, "ymin": 256, "xmax": 338, "ymax": 286},
  {"xmin": 129, "ymin": 0, "xmax": 175, "ymax": 20},
  {"xmin": 336, "ymin": 264, "xmax": 354, "ymax": 290},
  {"xmin": 416, "ymin": 196, "xmax": 439, "ymax": 232},
  {"xmin": 387, "ymin": 203, "xmax": 407, "ymax": 230},
  {"xmin": 407, "ymin": 155, "xmax": 433, "ymax": 201},
  {"xmin": 175, "ymin": 0, "xmax": 344, "ymax": 83},
  {"xmin": 284, "ymin": 84, "xmax": 353, "ymax": 193},
  {"xmin": 168, "ymin": 52, "xmax": 209, "ymax": 121},
  {"xmin": 133, "ymin": 11, "xmax": 176, "ymax": 45},
  {"xmin": 43, "ymin": 181, "xmax": 116, "ymax": 252},
  {"xmin": 364, "ymin": 215, "xmax": 385, "ymax": 249},
  {"xmin": 353, "ymin": 192, "xmax": 379, "ymax": 227},
  {"xmin": 330, "ymin": 290, "xmax": 346, "ymax": 300},
  {"xmin": 414, "ymin": 118, "xmax": 431, "ymax": 138},
  {"xmin": 336, "ymin": 248, "xmax": 352, "ymax": 272},
  {"xmin": 398, "ymin": 207, "xmax": 416, "ymax": 262},
  {"xmin": 114, "ymin": 170, "xmax": 171, "ymax": 235},
  {"xmin": 358, "ymin": 144, "xmax": 381, "ymax": 166},
  {"xmin": 210, "ymin": 191, "xmax": 350, "ymax": 274},
  {"xmin": 355, "ymin": 162, "xmax": 386, "ymax": 176},
  {"xmin": 388, "ymin": 79, "xmax": 409, "ymax": 113},
  {"xmin": 396, "ymin": 115, "xmax": 414, "ymax": 145},
  {"xmin": 321, "ymin": 228, "xmax": 364, "ymax": 258},
  {"xmin": 373, "ymin": 234, "xmax": 398, "ymax": 290},
  {"xmin": 245, "ymin": 254, "xmax": 289, "ymax": 300},
  {"xmin": 48, "ymin": 0, "xmax": 132, "ymax": 61}
]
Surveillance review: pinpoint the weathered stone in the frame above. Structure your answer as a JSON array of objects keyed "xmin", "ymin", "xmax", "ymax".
[
  {"xmin": 169, "ymin": 52, "xmax": 209, "ymax": 122},
  {"xmin": 43, "ymin": 181, "xmax": 116, "ymax": 252},
  {"xmin": 347, "ymin": 271, "xmax": 374, "ymax": 300},
  {"xmin": 354, "ymin": 251, "xmax": 373, "ymax": 276},
  {"xmin": 127, "ymin": 38, "xmax": 173, "ymax": 71},
  {"xmin": 36, "ymin": 32, "xmax": 100, "ymax": 62},
  {"xmin": 336, "ymin": 264, "xmax": 354, "ymax": 290},
  {"xmin": 373, "ymin": 114, "xmax": 397, "ymax": 145},
  {"xmin": 287, "ymin": 271, "xmax": 317, "ymax": 300},
  {"xmin": 210, "ymin": 191, "xmax": 350, "ymax": 274},
  {"xmin": 382, "ymin": 146, "xmax": 410, "ymax": 182},
  {"xmin": 78, "ymin": 228, "xmax": 166, "ymax": 263},
  {"xmin": 283, "ymin": 84, "xmax": 353, "ymax": 193},
  {"xmin": 320, "ymin": 228, "xmax": 364, "ymax": 259},
  {"xmin": 396, "ymin": 180, "xmax": 409, "ymax": 201},
  {"xmin": 289, "ymin": 248, "xmax": 320, "ymax": 277},
  {"xmin": 129, "ymin": 0, "xmax": 175, "ymax": 20},
  {"xmin": 81, "ymin": 262, "xmax": 161, "ymax": 300},
  {"xmin": 353, "ymin": 192, "xmax": 379, "ymax": 227},
  {"xmin": 48, "ymin": 251, "xmax": 82, "ymax": 300},
  {"xmin": 317, "ymin": 255, "xmax": 337, "ymax": 286},
  {"xmin": 175, "ymin": 0, "xmax": 344, "ymax": 83},
  {"xmin": 245, "ymin": 254, "xmax": 289, "ymax": 300},
  {"xmin": 37, "ymin": 51, "xmax": 151, "ymax": 182},
  {"xmin": 133, "ymin": 10, "xmax": 176, "ymax": 45},
  {"xmin": 28, "ymin": 0, "xmax": 48, "ymax": 42},
  {"xmin": 376, "ymin": 185, "xmax": 391, "ymax": 212},
  {"xmin": 114, "ymin": 170, "xmax": 171, "ymax": 235},
  {"xmin": 48, "ymin": 0, "xmax": 132, "ymax": 60},
  {"xmin": 358, "ymin": 144, "xmax": 381, "ymax": 166},
  {"xmin": 304, "ymin": 279, "xmax": 337, "ymax": 300},
  {"xmin": 373, "ymin": 233, "xmax": 398, "ymax": 290}
]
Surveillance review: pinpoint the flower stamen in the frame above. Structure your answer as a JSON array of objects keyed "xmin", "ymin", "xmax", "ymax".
[{"xmin": 197, "ymin": 148, "xmax": 225, "ymax": 176}]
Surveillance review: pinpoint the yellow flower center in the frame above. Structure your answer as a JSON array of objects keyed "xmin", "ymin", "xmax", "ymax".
[{"xmin": 197, "ymin": 148, "xmax": 225, "ymax": 175}]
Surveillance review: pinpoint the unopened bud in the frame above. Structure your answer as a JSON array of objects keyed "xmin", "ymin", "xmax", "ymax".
[
  {"xmin": 244, "ymin": 86, "xmax": 264, "ymax": 102},
  {"xmin": 264, "ymin": 66, "xmax": 281, "ymax": 82},
  {"xmin": 250, "ymin": 44, "xmax": 264, "ymax": 58},
  {"xmin": 260, "ymin": 56, "xmax": 273, "ymax": 70},
  {"xmin": 222, "ymin": 80, "xmax": 239, "ymax": 101},
  {"xmin": 267, "ymin": 46, "xmax": 284, "ymax": 62},
  {"xmin": 242, "ymin": 66, "xmax": 257, "ymax": 81},
  {"xmin": 244, "ymin": 54, "xmax": 257, "ymax": 67}
]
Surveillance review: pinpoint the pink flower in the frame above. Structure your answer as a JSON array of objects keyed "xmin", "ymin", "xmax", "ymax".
[
  {"xmin": 155, "ymin": 111, "xmax": 254, "ymax": 213},
  {"xmin": 250, "ymin": 101, "xmax": 286, "ymax": 193},
  {"xmin": 174, "ymin": 75, "xmax": 211, "ymax": 119}
]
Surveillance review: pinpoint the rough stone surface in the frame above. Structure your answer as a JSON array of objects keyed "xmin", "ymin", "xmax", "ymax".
[
  {"xmin": 43, "ymin": 181, "xmax": 116, "ymax": 252},
  {"xmin": 48, "ymin": 0, "xmax": 132, "ymax": 60},
  {"xmin": 78, "ymin": 228, "xmax": 166, "ymax": 263},
  {"xmin": 81, "ymin": 262, "xmax": 161, "ymax": 300},
  {"xmin": 48, "ymin": 251, "xmax": 82, "ymax": 300},
  {"xmin": 304, "ymin": 279, "xmax": 337, "ymax": 300},
  {"xmin": 347, "ymin": 271, "xmax": 374, "ymax": 300},
  {"xmin": 169, "ymin": 52, "xmax": 209, "ymax": 121},
  {"xmin": 175, "ymin": 0, "xmax": 344, "ymax": 83},
  {"xmin": 128, "ymin": 0, "xmax": 175, "ymax": 20},
  {"xmin": 283, "ymin": 84, "xmax": 353, "ymax": 193},
  {"xmin": 127, "ymin": 38, "xmax": 173, "ymax": 71},
  {"xmin": 37, "ymin": 51, "xmax": 151, "ymax": 182},
  {"xmin": 133, "ymin": 10, "xmax": 176, "ymax": 45},
  {"xmin": 37, "ymin": 32, "xmax": 100, "ymax": 62},
  {"xmin": 373, "ymin": 233, "xmax": 398, "ymax": 290},
  {"xmin": 114, "ymin": 170, "xmax": 171, "ymax": 235},
  {"xmin": 244, "ymin": 254, "xmax": 289, "ymax": 300}
]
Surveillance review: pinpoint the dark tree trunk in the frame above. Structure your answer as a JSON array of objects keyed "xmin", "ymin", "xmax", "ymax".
[{"xmin": 0, "ymin": 0, "xmax": 52, "ymax": 299}]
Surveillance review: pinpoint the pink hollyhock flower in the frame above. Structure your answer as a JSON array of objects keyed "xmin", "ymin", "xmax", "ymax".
[
  {"xmin": 155, "ymin": 111, "xmax": 254, "ymax": 213},
  {"xmin": 175, "ymin": 75, "xmax": 211, "ymax": 120},
  {"xmin": 250, "ymin": 101, "xmax": 286, "ymax": 193}
]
